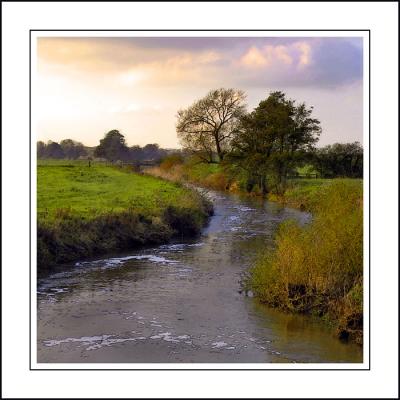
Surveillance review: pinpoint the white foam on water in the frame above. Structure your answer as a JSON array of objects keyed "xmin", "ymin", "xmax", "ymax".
[
  {"xmin": 131, "ymin": 255, "xmax": 178, "ymax": 264},
  {"xmin": 86, "ymin": 337, "xmax": 138, "ymax": 350},
  {"xmin": 159, "ymin": 243, "xmax": 204, "ymax": 251},
  {"xmin": 157, "ymin": 332, "xmax": 171, "ymax": 337},
  {"xmin": 176, "ymin": 335, "xmax": 190, "ymax": 339},
  {"xmin": 50, "ymin": 288, "xmax": 69, "ymax": 293},
  {"xmin": 211, "ymin": 341, "xmax": 228, "ymax": 349},
  {"xmin": 75, "ymin": 254, "xmax": 178, "ymax": 268},
  {"xmin": 159, "ymin": 244, "xmax": 185, "ymax": 251},
  {"xmin": 43, "ymin": 334, "xmax": 113, "ymax": 347},
  {"xmin": 44, "ymin": 333, "xmax": 152, "ymax": 351},
  {"xmin": 235, "ymin": 206, "xmax": 254, "ymax": 212},
  {"xmin": 149, "ymin": 332, "xmax": 191, "ymax": 344},
  {"xmin": 37, "ymin": 291, "xmax": 55, "ymax": 296}
]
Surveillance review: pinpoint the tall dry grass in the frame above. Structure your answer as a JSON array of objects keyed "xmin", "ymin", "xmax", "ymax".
[{"xmin": 250, "ymin": 180, "xmax": 363, "ymax": 343}]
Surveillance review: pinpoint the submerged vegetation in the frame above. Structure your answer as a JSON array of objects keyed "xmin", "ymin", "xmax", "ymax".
[
  {"xmin": 250, "ymin": 180, "xmax": 363, "ymax": 344},
  {"xmin": 37, "ymin": 161, "xmax": 212, "ymax": 271}
]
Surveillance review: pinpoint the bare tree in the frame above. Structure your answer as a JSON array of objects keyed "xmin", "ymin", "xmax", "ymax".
[{"xmin": 176, "ymin": 88, "xmax": 246, "ymax": 162}]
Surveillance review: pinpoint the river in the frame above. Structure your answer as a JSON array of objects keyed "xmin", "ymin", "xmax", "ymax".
[{"xmin": 37, "ymin": 190, "xmax": 362, "ymax": 364}]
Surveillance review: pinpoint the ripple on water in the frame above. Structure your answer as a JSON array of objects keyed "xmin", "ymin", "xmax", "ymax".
[
  {"xmin": 158, "ymin": 243, "xmax": 204, "ymax": 252},
  {"xmin": 234, "ymin": 205, "xmax": 255, "ymax": 212},
  {"xmin": 75, "ymin": 254, "xmax": 178, "ymax": 269},
  {"xmin": 211, "ymin": 341, "xmax": 229, "ymax": 349}
]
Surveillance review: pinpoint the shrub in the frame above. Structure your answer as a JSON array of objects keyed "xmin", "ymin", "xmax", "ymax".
[
  {"xmin": 160, "ymin": 154, "xmax": 184, "ymax": 171},
  {"xmin": 250, "ymin": 180, "xmax": 363, "ymax": 343}
]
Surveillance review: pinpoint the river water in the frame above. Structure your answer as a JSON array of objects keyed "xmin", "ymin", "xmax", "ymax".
[{"xmin": 37, "ymin": 190, "xmax": 362, "ymax": 364}]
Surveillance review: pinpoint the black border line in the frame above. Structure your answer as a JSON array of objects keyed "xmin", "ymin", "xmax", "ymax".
[
  {"xmin": 29, "ymin": 29, "xmax": 32, "ymax": 372},
  {"xmin": 29, "ymin": 29, "xmax": 371, "ymax": 372},
  {"xmin": 368, "ymin": 29, "xmax": 371, "ymax": 375}
]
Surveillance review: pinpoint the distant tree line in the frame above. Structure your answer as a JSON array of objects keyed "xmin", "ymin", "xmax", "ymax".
[
  {"xmin": 37, "ymin": 139, "xmax": 88, "ymax": 159},
  {"xmin": 177, "ymin": 88, "xmax": 363, "ymax": 194},
  {"xmin": 37, "ymin": 133, "xmax": 173, "ymax": 164},
  {"xmin": 93, "ymin": 129, "xmax": 169, "ymax": 163},
  {"xmin": 311, "ymin": 142, "xmax": 363, "ymax": 178}
]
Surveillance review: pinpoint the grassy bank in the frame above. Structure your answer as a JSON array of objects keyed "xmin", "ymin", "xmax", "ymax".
[
  {"xmin": 37, "ymin": 161, "xmax": 212, "ymax": 271},
  {"xmin": 151, "ymin": 157, "xmax": 332, "ymax": 207},
  {"xmin": 267, "ymin": 178, "xmax": 333, "ymax": 211},
  {"xmin": 150, "ymin": 159, "xmax": 229, "ymax": 191},
  {"xmin": 250, "ymin": 179, "xmax": 363, "ymax": 344}
]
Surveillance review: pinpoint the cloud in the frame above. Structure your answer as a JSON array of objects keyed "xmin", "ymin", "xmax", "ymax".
[
  {"xmin": 36, "ymin": 36, "xmax": 363, "ymax": 147},
  {"xmin": 38, "ymin": 37, "xmax": 362, "ymax": 89},
  {"xmin": 273, "ymin": 45, "xmax": 294, "ymax": 65},
  {"xmin": 240, "ymin": 46, "xmax": 269, "ymax": 67},
  {"xmin": 240, "ymin": 44, "xmax": 295, "ymax": 68},
  {"xmin": 294, "ymin": 42, "xmax": 311, "ymax": 66},
  {"xmin": 235, "ymin": 38, "xmax": 362, "ymax": 88}
]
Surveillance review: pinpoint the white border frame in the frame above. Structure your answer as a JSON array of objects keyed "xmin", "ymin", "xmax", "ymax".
[
  {"xmin": 2, "ymin": 2, "xmax": 398, "ymax": 398},
  {"xmin": 30, "ymin": 30, "xmax": 370, "ymax": 371}
]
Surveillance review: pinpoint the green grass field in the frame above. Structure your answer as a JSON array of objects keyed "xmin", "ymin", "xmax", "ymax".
[
  {"xmin": 37, "ymin": 161, "xmax": 201, "ymax": 222},
  {"xmin": 37, "ymin": 160, "xmax": 212, "ymax": 270}
]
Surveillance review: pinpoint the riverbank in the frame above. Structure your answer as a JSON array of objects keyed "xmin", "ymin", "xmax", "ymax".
[
  {"xmin": 149, "ymin": 160, "xmax": 363, "ymax": 344},
  {"xmin": 37, "ymin": 161, "xmax": 213, "ymax": 272},
  {"xmin": 251, "ymin": 179, "xmax": 363, "ymax": 344},
  {"xmin": 148, "ymin": 160, "xmax": 334, "ymax": 211},
  {"xmin": 38, "ymin": 186, "xmax": 362, "ymax": 363}
]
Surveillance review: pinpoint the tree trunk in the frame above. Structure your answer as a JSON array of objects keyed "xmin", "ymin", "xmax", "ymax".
[
  {"xmin": 215, "ymin": 140, "xmax": 223, "ymax": 161},
  {"xmin": 260, "ymin": 175, "xmax": 268, "ymax": 195}
]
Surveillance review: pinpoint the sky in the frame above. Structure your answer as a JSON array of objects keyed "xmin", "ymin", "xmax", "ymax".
[{"xmin": 36, "ymin": 36, "xmax": 363, "ymax": 148}]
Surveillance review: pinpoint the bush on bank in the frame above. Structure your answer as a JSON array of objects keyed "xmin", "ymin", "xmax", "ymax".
[{"xmin": 250, "ymin": 180, "xmax": 363, "ymax": 344}]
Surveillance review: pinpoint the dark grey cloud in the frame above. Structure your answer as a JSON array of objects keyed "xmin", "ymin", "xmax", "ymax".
[{"xmin": 310, "ymin": 38, "xmax": 363, "ymax": 86}]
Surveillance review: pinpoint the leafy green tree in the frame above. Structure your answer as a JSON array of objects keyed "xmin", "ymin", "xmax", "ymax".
[
  {"xmin": 177, "ymin": 88, "xmax": 247, "ymax": 163},
  {"xmin": 313, "ymin": 142, "xmax": 363, "ymax": 178},
  {"xmin": 94, "ymin": 130, "xmax": 129, "ymax": 161},
  {"xmin": 37, "ymin": 141, "xmax": 46, "ymax": 159},
  {"xmin": 228, "ymin": 92, "xmax": 321, "ymax": 194},
  {"xmin": 44, "ymin": 141, "xmax": 65, "ymax": 159},
  {"xmin": 60, "ymin": 139, "xmax": 87, "ymax": 159},
  {"xmin": 130, "ymin": 145, "xmax": 143, "ymax": 162},
  {"xmin": 142, "ymin": 143, "xmax": 166, "ymax": 161}
]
